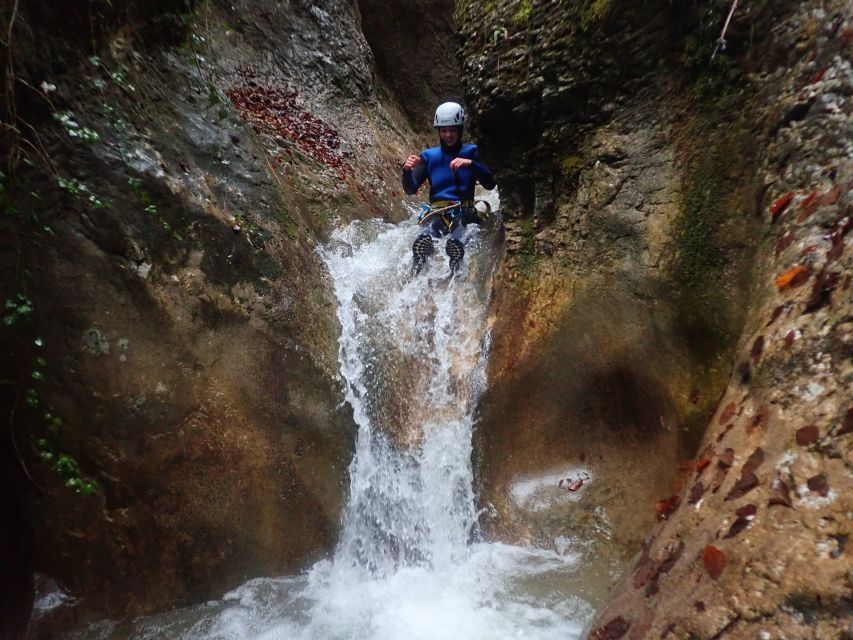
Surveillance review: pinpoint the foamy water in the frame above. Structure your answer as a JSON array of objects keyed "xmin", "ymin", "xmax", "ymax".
[{"xmin": 65, "ymin": 196, "xmax": 598, "ymax": 640}]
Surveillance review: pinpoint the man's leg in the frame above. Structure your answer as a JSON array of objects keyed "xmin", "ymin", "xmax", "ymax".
[
  {"xmin": 446, "ymin": 223, "xmax": 467, "ymax": 274},
  {"xmin": 412, "ymin": 218, "xmax": 444, "ymax": 275}
]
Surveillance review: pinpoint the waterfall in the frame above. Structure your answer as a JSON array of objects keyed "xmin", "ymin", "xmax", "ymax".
[
  {"xmin": 321, "ymin": 205, "xmax": 497, "ymax": 579},
  {"xmin": 70, "ymin": 200, "xmax": 594, "ymax": 640}
]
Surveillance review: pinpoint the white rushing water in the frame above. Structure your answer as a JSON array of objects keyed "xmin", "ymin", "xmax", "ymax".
[{"xmin": 70, "ymin": 199, "xmax": 595, "ymax": 640}]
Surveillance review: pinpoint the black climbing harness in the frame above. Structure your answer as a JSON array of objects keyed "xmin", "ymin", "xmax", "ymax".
[
  {"xmin": 417, "ymin": 199, "xmax": 492, "ymax": 231},
  {"xmin": 412, "ymin": 199, "xmax": 492, "ymax": 276}
]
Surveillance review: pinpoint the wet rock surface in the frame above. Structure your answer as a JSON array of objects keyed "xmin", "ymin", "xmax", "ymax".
[
  {"xmin": 1, "ymin": 0, "xmax": 849, "ymax": 637},
  {"xmin": 358, "ymin": 0, "xmax": 463, "ymax": 134},
  {"xmin": 465, "ymin": 0, "xmax": 764, "ymax": 609},
  {"xmin": 462, "ymin": 0, "xmax": 851, "ymax": 637},
  {"xmin": 0, "ymin": 0, "xmax": 446, "ymax": 635},
  {"xmin": 587, "ymin": 4, "xmax": 852, "ymax": 636}
]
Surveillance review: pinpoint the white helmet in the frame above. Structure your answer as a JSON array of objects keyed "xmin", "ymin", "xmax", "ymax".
[{"xmin": 433, "ymin": 102, "xmax": 465, "ymax": 128}]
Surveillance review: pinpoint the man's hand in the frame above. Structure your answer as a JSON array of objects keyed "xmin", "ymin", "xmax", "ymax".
[
  {"xmin": 450, "ymin": 157, "xmax": 472, "ymax": 171},
  {"xmin": 403, "ymin": 155, "xmax": 422, "ymax": 171}
]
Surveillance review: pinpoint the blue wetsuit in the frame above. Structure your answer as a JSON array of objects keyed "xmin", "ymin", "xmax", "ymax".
[
  {"xmin": 402, "ymin": 138, "xmax": 495, "ymax": 273},
  {"xmin": 402, "ymin": 141, "xmax": 496, "ymax": 204}
]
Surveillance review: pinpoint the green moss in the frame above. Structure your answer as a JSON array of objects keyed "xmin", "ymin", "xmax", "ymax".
[
  {"xmin": 519, "ymin": 215, "xmax": 535, "ymax": 252},
  {"xmin": 559, "ymin": 154, "xmax": 583, "ymax": 190},
  {"xmin": 515, "ymin": 215, "xmax": 538, "ymax": 278},
  {"xmin": 512, "ymin": 0, "xmax": 532, "ymax": 26},
  {"xmin": 670, "ymin": 170, "xmax": 732, "ymax": 361},
  {"xmin": 679, "ymin": 352, "xmax": 729, "ymax": 454},
  {"xmin": 256, "ymin": 253, "xmax": 282, "ymax": 282},
  {"xmin": 667, "ymin": 76, "xmax": 763, "ymax": 454},
  {"xmin": 670, "ymin": 71, "xmax": 749, "ymax": 361},
  {"xmin": 456, "ymin": 0, "xmax": 497, "ymax": 27},
  {"xmin": 579, "ymin": 0, "xmax": 611, "ymax": 31},
  {"xmin": 560, "ymin": 155, "xmax": 583, "ymax": 178},
  {"xmin": 281, "ymin": 210, "xmax": 297, "ymax": 242}
]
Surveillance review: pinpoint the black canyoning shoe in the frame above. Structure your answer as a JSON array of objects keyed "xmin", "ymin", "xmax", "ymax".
[
  {"xmin": 446, "ymin": 238, "xmax": 464, "ymax": 275},
  {"xmin": 412, "ymin": 234, "xmax": 434, "ymax": 275}
]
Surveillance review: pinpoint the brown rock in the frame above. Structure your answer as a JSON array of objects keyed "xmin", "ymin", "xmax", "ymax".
[
  {"xmin": 723, "ymin": 504, "xmax": 757, "ymax": 538},
  {"xmin": 725, "ymin": 473, "xmax": 759, "ymax": 501},
  {"xmin": 795, "ymin": 425, "xmax": 819, "ymax": 446},
  {"xmin": 750, "ymin": 336, "xmax": 765, "ymax": 364},
  {"xmin": 589, "ymin": 616, "xmax": 631, "ymax": 640},
  {"xmin": 702, "ymin": 545, "xmax": 726, "ymax": 580},
  {"xmin": 719, "ymin": 402, "xmax": 737, "ymax": 425},
  {"xmin": 838, "ymin": 407, "xmax": 853, "ymax": 436},
  {"xmin": 768, "ymin": 472, "xmax": 793, "ymax": 508},
  {"xmin": 689, "ymin": 482, "xmax": 705, "ymax": 504},
  {"xmin": 806, "ymin": 473, "xmax": 829, "ymax": 497},
  {"xmin": 748, "ymin": 407, "xmax": 770, "ymax": 433},
  {"xmin": 742, "ymin": 448, "xmax": 766, "ymax": 476}
]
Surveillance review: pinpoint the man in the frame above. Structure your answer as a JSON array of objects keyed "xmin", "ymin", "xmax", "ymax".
[{"xmin": 402, "ymin": 102, "xmax": 496, "ymax": 275}]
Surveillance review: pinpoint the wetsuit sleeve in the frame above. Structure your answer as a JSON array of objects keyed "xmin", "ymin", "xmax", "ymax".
[
  {"xmin": 471, "ymin": 150, "xmax": 496, "ymax": 190},
  {"xmin": 402, "ymin": 153, "xmax": 428, "ymax": 195}
]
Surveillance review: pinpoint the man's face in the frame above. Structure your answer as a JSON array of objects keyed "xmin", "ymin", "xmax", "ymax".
[{"xmin": 438, "ymin": 126, "xmax": 460, "ymax": 146}]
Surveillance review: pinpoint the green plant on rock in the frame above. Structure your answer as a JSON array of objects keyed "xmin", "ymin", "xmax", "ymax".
[
  {"xmin": 49, "ymin": 99, "xmax": 111, "ymax": 211},
  {"xmin": 179, "ymin": 8, "xmax": 230, "ymax": 120},
  {"xmin": 57, "ymin": 176, "xmax": 108, "ymax": 209},
  {"xmin": 512, "ymin": 0, "xmax": 532, "ymax": 26},
  {"xmin": 89, "ymin": 56, "xmax": 136, "ymax": 93},
  {"xmin": 579, "ymin": 0, "xmax": 611, "ymax": 31},
  {"xmin": 515, "ymin": 215, "xmax": 538, "ymax": 278},
  {"xmin": 128, "ymin": 174, "xmax": 183, "ymax": 240},
  {"xmin": 39, "ymin": 445, "xmax": 99, "ymax": 496},
  {"xmin": 560, "ymin": 154, "xmax": 584, "ymax": 191},
  {"xmin": 4, "ymin": 293, "xmax": 34, "ymax": 327},
  {"xmin": 3, "ymin": 297, "xmax": 98, "ymax": 496},
  {"xmin": 53, "ymin": 111, "xmax": 100, "ymax": 144},
  {"xmin": 100, "ymin": 101, "xmax": 129, "ymax": 131}
]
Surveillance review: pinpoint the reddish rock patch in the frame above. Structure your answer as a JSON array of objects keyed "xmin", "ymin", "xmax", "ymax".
[
  {"xmin": 807, "ymin": 473, "xmax": 830, "ymax": 497},
  {"xmin": 589, "ymin": 616, "xmax": 631, "ymax": 640},
  {"xmin": 775, "ymin": 265, "xmax": 811, "ymax": 290},
  {"xmin": 723, "ymin": 504, "xmax": 757, "ymax": 539},
  {"xmin": 702, "ymin": 545, "xmax": 726, "ymax": 580},
  {"xmin": 719, "ymin": 402, "xmax": 737, "ymax": 425},
  {"xmin": 770, "ymin": 192, "xmax": 795, "ymax": 219},
  {"xmin": 768, "ymin": 472, "xmax": 793, "ymax": 508},
  {"xmin": 750, "ymin": 336, "xmax": 764, "ymax": 364},
  {"xmin": 795, "ymin": 425, "xmax": 819, "ymax": 446},
  {"xmin": 837, "ymin": 407, "xmax": 853, "ymax": 436}
]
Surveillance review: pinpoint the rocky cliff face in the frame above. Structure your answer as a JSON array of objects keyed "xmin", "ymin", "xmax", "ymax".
[
  {"xmin": 0, "ymin": 0, "xmax": 457, "ymax": 636},
  {"xmin": 460, "ymin": 0, "xmax": 851, "ymax": 636},
  {"xmin": 2, "ymin": 0, "xmax": 849, "ymax": 637}
]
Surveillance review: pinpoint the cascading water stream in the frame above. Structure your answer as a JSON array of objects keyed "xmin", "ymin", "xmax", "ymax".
[
  {"xmin": 324, "ymin": 206, "xmax": 495, "ymax": 581},
  {"xmin": 69, "ymin": 200, "xmax": 595, "ymax": 640}
]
